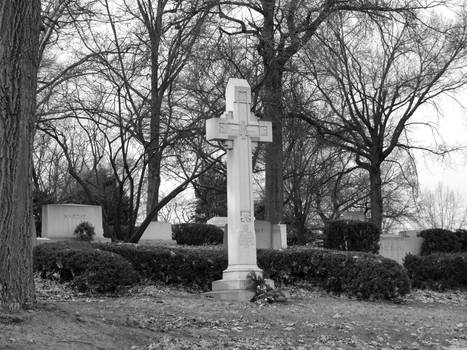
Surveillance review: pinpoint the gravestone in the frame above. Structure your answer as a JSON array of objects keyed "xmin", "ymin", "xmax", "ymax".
[
  {"xmin": 139, "ymin": 221, "xmax": 175, "ymax": 245},
  {"xmin": 208, "ymin": 216, "xmax": 287, "ymax": 250},
  {"xmin": 379, "ymin": 230, "xmax": 423, "ymax": 264},
  {"xmin": 205, "ymin": 78, "xmax": 273, "ymax": 301},
  {"xmin": 254, "ymin": 220, "xmax": 287, "ymax": 249},
  {"xmin": 207, "ymin": 216, "xmax": 228, "ymax": 231},
  {"xmin": 254, "ymin": 220, "xmax": 272, "ymax": 249},
  {"xmin": 41, "ymin": 204, "xmax": 108, "ymax": 242},
  {"xmin": 272, "ymin": 223, "xmax": 287, "ymax": 249}
]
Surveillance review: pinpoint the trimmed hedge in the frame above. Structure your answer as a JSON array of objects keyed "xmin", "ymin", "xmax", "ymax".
[
  {"xmin": 457, "ymin": 229, "xmax": 467, "ymax": 251},
  {"xmin": 34, "ymin": 242, "xmax": 410, "ymax": 300},
  {"xmin": 258, "ymin": 248, "xmax": 410, "ymax": 300},
  {"xmin": 33, "ymin": 242, "xmax": 139, "ymax": 293},
  {"xmin": 95, "ymin": 243, "xmax": 226, "ymax": 291},
  {"xmin": 97, "ymin": 244, "xmax": 409, "ymax": 301},
  {"xmin": 419, "ymin": 229, "xmax": 463, "ymax": 255},
  {"xmin": 172, "ymin": 223, "xmax": 223, "ymax": 245},
  {"xmin": 404, "ymin": 253, "xmax": 467, "ymax": 290},
  {"xmin": 324, "ymin": 220, "xmax": 380, "ymax": 254}
]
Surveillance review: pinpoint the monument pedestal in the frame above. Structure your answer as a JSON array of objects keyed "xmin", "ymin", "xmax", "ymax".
[{"xmin": 206, "ymin": 275, "xmax": 275, "ymax": 302}]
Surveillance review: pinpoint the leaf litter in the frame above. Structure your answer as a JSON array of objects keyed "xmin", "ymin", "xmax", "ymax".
[{"xmin": 1, "ymin": 277, "xmax": 466, "ymax": 349}]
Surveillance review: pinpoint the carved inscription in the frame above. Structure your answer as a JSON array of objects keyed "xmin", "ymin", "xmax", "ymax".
[
  {"xmin": 240, "ymin": 210, "xmax": 251, "ymax": 223},
  {"xmin": 237, "ymin": 89, "xmax": 248, "ymax": 102}
]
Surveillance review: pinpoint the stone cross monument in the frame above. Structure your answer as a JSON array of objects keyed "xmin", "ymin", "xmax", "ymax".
[{"xmin": 206, "ymin": 78, "xmax": 272, "ymax": 301}]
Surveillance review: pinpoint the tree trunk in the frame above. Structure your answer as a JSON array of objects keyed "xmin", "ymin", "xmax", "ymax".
[
  {"xmin": 261, "ymin": 1, "xmax": 284, "ymax": 225},
  {"xmin": 369, "ymin": 164, "xmax": 383, "ymax": 232},
  {"xmin": 295, "ymin": 215, "xmax": 306, "ymax": 245},
  {"xmin": 145, "ymin": 47, "xmax": 162, "ymax": 221},
  {"xmin": 263, "ymin": 68, "xmax": 284, "ymax": 224},
  {"xmin": 0, "ymin": 0, "xmax": 40, "ymax": 311}
]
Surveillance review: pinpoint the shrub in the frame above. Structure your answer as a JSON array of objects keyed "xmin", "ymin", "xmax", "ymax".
[
  {"xmin": 419, "ymin": 229, "xmax": 462, "ymax": 255},
  {"xmin": 95, "ymin": 243, "xmax": 226, "ymax": 291},
  {"xmin": 97, "ymin": 244, "xmax": 409, "ymax": 301},
  {"xmin": 33, "ymin": 242, "xmax": 139, "ymax": 293},
  {"xmin": 404, "ymin": 253, "xmax": 467, "ymax": 290},
  {"xmin": 324, "ymin": 220, "xmax": 381, "ymax": 254},
  {"xmin": 258, "ymin": 248, "xmax": 410, "ymax": 300},
  {"xmin": 455, "ymin": 229, "xmax": 467, "ymax": 252},
  {"xmin": 172, "ymin": 223, "xmax": 223, "ymax": 245},
  {"xmin": 74, "ymin": 221, "xmax": 96, "ymax": 241}
]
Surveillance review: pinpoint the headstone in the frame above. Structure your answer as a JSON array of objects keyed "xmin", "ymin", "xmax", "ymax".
[
  {"xmin": 139, "ymin": 221, "xmax": 175, "ymax": 245},
  {"xmin": 379, "ymin": 230, "xmax": 423, "ymax": 264},
  {"xmin": 255, "ymin": 220, "xmax": 272, "ymax": 249},
  {"xmin": 207, "ymin": 216, "xmax": 228, "ymax": 231},
  {"xmin": 205, "ymin": 78, "xmax": 273, "ymax": 301},
  {"xmin": 41, "ymin": 204, "xmax": 108, "ymax": 242},
  {"xmin": 208, "ymin": 217, "xmax": 287, "ymax": 250},
  {"xmin": 272, "ymin": 223, "xmax": 287, "ymax": 249}
]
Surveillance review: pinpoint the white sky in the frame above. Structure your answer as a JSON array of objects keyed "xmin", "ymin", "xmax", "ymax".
[{"xmin": 414, "ymin": 88, "xmax": 467, "ymax": 196}]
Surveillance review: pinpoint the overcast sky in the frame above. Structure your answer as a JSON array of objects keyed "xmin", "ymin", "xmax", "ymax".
[{"xmin": 414, "ymin": 88, "xmax": 467, "ymax": 196}]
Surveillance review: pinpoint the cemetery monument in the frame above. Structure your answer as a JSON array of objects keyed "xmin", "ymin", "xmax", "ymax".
[
  {"xmin": 41, "ymin": 203, "xmax": 108, "ymax": 242},
  {"xmin": 206, "ymin": 78, "xmax": 273, "ymax": 301}
]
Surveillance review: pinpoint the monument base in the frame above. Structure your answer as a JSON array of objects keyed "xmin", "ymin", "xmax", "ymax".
[{"xmin": 205, "ymin": 276, "xmax": 275, "ymax": 302}]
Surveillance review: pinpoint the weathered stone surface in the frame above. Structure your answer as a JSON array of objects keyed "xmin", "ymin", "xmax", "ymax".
[{"xmin": 41, "ymin": 204, "xmax": 108, "ymax": 242}]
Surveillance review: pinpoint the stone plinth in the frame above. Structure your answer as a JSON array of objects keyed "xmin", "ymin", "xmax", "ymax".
[{"xmin": 205, "ymin": 277, "xmax": 275, "ymax": 302}]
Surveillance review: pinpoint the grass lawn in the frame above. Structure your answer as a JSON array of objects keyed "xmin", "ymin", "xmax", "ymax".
[{"xmin": 1, "ymin": 278, "xmax": 466, "ymax": 350}]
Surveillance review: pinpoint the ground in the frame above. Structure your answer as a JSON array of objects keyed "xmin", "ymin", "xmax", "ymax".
[{"xmin": 1, "ymin": 279, "xmax": 466, "ymax": 350}]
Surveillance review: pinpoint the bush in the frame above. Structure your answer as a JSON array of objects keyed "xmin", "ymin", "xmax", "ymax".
[
  {"xmin": 74, "ymin": 221, "xmax": 96, "ymax": 241},
  {"xmin": 96, "ymin": 243, "xmax": 227, "ymax": 291},
  {"xmin": 258, "ymin": 248, "xmax": 410, "ymax": 300},
  {"xmin": 97, "ymin": 244, "xmax": 409, "ymax": 301},
  {"xmin": 34, "ymin": 242, "xmax": 410, "ymax": 300},
  {"xmin": 172, "ymin": 223, "xmax": 223, "ymax": 245},
  {"xmin": 324, "ymin": 220, "xmax": 381, "ymax": 254},
  {"xmin": 419, "ymin": 229, "xmax": 462, "ymax": 255},
  {"xmin": 33, "ymin": 242, "xmax": 139, "ymax": 293},
  {"xmin": 404, "ymin": 253, "xmax": 467, "ymax": 290},
  {"xmin": 455, "ymin": 229, "xmax": 467, "ymax": 252}
]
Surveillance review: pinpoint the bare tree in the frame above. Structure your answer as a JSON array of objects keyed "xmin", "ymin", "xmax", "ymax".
[
  {"xmin": 123, "ymin": 0, "xmax": 214, "ymax": 219},
  {"xmin": 217, "ymin": 0, "xmax": 432, "ymax": 225},
  {"xmin": 282, "ymin": 113, "xmax": 369, "ymax": 243},
  {"xmin": 299, "ymin": 10, "xmax": 467, "ymax": 230},
  {"xmin": 0, "ymin": 0, "xmax": 41, "ymax": 311},
  {"xmin": 417, "ymin": 182, "xmax": 467, "ymax": 230}
]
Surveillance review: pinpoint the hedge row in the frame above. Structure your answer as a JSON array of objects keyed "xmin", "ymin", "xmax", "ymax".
[
  {"xmin": 259, "ymin": 249, "xmax": 409, "ymax": 300},
  {"xmin": 95, "ymin": 243, "xmax": 226, "ymax": 291},
  {"xmin": 419, "ymin": 228, "xmax": 467, "ymax": 255},
  {"xmin": 404, "ymin": 253, "xmax": 467, "ymax": 290},
  {"xmin": 33, "ymin": 242, "xmax": 139, "ymax": 293},
  {"xmin": 35, "ymin": 242, "xmax": 410, "ymax": 301},
  {"xmin": 172, "ymin": 223, "xmax": 223, "ymax": 245}
]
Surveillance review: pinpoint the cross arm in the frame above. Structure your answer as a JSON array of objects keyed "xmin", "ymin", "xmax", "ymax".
[{"xmin": 206, "ymin": 118, "xmax": 236, "ymax": 141}]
